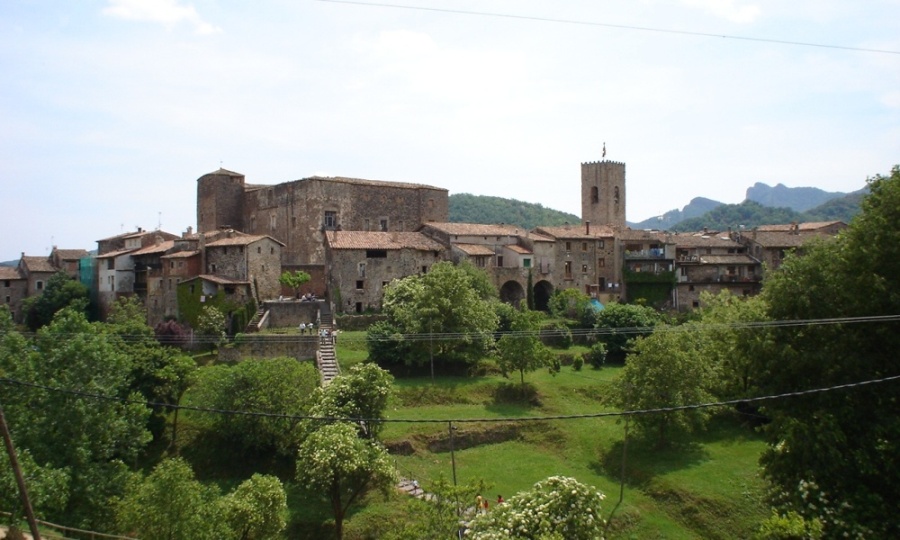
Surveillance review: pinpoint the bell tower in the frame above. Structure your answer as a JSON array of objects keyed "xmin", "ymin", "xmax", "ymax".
[{"xmin": 581, "ymin": 159, "xmax": 626, "ymax": 229}]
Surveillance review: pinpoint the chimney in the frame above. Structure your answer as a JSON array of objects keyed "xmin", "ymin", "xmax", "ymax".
[
  {"xmin": 585, "ymin": 220, "xmax": 591, "ymax": 235},
  {"xmin": 703, "ymin": 227, "xmax": 708, "ymax": 235},
  {"xmin": 185, "ymin": 226, "xmax": 193, "ymax": 237}
]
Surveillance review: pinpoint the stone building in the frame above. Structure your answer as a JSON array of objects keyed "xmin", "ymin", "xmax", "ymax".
[
  {"xmin": 49, "ymin": 248, "xmax": 89, "ymax": 280},
  {"xmin": 203, "ymin": 232, "xmax": 285, "ymax": 302},
  {"xmin": 324, "ymin": 231, "xmax": 446, "ymax": 314},
  {"xmin": 418, "ymin": 222, "xmax": 554, "ymax": 308},
  {"xmin": 533, "ymin": 222, "xmax": 619, "ymax": 307},
  {"xmin": 196, "ymin": 169, "xmax": 449, "ymax": 268},
  {"xmin": 1, "ymin": 266, "xmax": 27, "ymax": 322},
  {"xmin": 582, "ymin": 160, "xmax": 626, "ymax": 229},
  {"xmin": 671, "ymin": 232, "xmax": 761, "ymax": 310}
]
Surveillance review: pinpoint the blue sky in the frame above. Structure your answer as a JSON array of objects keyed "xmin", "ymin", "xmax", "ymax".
[{"xmin": 2, "ymin": 0, "xmax": 898, "ymax": 261}]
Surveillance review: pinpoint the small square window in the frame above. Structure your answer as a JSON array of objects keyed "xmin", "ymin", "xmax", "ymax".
[{"xmin": 356, "ymin": 280, "xmax": 364, "ymax": 290}]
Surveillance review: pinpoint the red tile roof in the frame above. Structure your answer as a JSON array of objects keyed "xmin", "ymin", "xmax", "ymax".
[
  {"xmin": 20, "ymin": 256, "xmax": 57, "ymax": 273},
  {"xmin": 454, "ymin": 244, "xmax": 496, "ymax": 256},
  {"xmin": 0, "ymin": 267, "xmax": 23, "ymax": 280},
  {"xmin": 326, "ymin": 231, "xmax": 445, "ymax": 251}
]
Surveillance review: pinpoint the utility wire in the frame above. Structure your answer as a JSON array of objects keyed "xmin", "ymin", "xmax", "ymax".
[
  {"xmin": 2, "ymin": 374, "xmax": 897, "ymax": 425},
  {"xmin": 314, "ymin": 0, "xmax": 900, "ymax": 56}
]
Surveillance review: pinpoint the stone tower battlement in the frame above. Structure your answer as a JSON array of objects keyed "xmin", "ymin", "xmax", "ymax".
[{"xmin": 581, "ymin": 160, "xmax": 626, "ymax": 229}]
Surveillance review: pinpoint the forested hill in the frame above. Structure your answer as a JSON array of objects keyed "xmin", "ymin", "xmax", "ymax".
[
  {"xmin": 449, "ymin": 193, "xmax": 580, "ymax": 229},
  {"xmin": 670, "ymin": 194, "xmax": 863, "ymax": 232}
]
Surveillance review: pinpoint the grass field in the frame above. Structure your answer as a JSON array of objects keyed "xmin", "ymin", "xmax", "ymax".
[{"xmin": 335, "ymin": 330, "xmax": 770, "ymax": 539}]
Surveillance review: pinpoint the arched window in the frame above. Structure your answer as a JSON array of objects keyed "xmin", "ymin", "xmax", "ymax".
[
  {"xmin": 590, "ymin": 186, "xmax": 599, "ymax": 203},
  {"xmin": 614, "ymin": 186, "xmax": 620, "ymax": 204}
]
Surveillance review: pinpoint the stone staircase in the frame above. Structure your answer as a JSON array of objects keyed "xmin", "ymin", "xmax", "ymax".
[
  {"xmin": 316, "ymin": 302, "xmax": 340, "ymax": 385},
  {"xmin": 245, "ymin": 306, "xmax": 266, "ymax": 333}
]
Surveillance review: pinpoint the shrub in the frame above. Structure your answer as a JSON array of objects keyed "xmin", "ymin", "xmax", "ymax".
[
  {"xmin": 584, "ymin": 342, "xmax": 607, "ymax": 369},
  {"xmin": 572, "ymin": 356, "xmax": 584, "ymax": 371}
]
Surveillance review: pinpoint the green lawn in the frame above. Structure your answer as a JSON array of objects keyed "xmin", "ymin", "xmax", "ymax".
[{"xmin": 336, "ymin": 334, "xmax": 769, "ymax": 539}]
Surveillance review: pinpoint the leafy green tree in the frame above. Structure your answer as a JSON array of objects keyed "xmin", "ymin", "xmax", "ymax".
[
  {"xmin": 0, "ymin": 448, "xmax": 70, "ymax": 528},
  {"xmin": 526, "ymin": 269, "xmax": 535, "ymax": 310},
  {"xmin": 374, "ymin": 261, "xmax": 498, "ymax": 368},
  {"xmin": 547, "ymin": 288, "xmax": 590, "ymax": 320},
  {"xmin": 197, "ymin": 304, "xmax": 227, "ymax": 349},
  {"xmin": 592, "ymin": 302, "xmax": 663, "ymax": 359},
  {"xmin": 279, "ymin": 269, "xmax": 311, "ymax": 297},
  {"xmin": 115, "ymin": 458, "xmax": 228, "ymax": 540},
  {"xmin": 466, "ymin": 476, "xmax": 606, "ymax": 540},
  {"xmin": 222, "ymin": 473, "xmax": 288, "ymax": 540},
  {"xmin": 495, "ymin": 308, "xmax": 554, "ymax": 386},
  {"xmin": 610, "ymin": 325, "xmax": 715, "ymax": 448},
  {"xmin": 296, "ymin": 422, "xmax": 397, "ymax": 540},
  {"xmin": 583, "ymin": 341, "xmax": 607, "ymax": 369},
  {"xmin": 105, "ymin": 297, "xmax": 198, "ymax": 442},
  {"xmin": 308, "ymin": 362, "xmax": 393, "ymax": 440},
  {"xmin": 22, "ymin": 271, "xmax": 88, "ymax": 331},
  {"xmin": 751, "ymin": 166, "xmax": 900, "ymax": 538},
  {"xmin": 755, "ymin": 510, "xmax": 823, "ymax": 540},
  {"xmin": 1, "ymin": 307, "xmax": 151, "ymax": 529},
  {"xmin": 192, "ymin": 358, "xmax": 319, "ymax": 455}
]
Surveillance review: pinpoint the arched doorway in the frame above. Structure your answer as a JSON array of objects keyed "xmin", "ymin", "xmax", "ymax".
[
  {"xmin": 534, "ymin": 280, "xmax": 554, "ymax": 312},
  {"xmin": 499, "ymin": 280, "xmax": 526, "ymax": 307}
]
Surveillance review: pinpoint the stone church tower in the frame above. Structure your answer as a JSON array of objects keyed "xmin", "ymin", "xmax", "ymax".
[{"xmin": 581, "ymin": 160, "xmax": 626, "ymax": 229}]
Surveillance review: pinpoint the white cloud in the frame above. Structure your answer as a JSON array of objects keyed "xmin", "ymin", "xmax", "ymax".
[
  {"xmin": 681, "ymin": 0, "xmax": 761, "ymax": 23},
  {"xmin": 102, "ymin": 0, "xmax": 221, "ymax": 35}
]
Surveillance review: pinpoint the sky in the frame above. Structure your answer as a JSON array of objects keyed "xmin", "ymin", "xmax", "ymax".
[{"xmin": 2, "ymin": 0, "xmax": 898, "ymax": 262}]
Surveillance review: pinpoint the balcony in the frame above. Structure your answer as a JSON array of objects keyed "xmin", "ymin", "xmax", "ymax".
[{"xmin": 624, "ymin": 248, "xmax": 668, "ymax": 260}]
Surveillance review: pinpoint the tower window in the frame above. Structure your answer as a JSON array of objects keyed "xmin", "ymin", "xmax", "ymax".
[
  {"xmin": 591, "ymin": 186, "xmax": 599, "ymax": 203},
  {"xmin": 324, "ymin": 211, "xmax": 337, "ymax": 229}
]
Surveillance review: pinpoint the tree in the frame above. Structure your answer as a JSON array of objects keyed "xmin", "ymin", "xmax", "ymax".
[
  {"xmin": 222, "ymin": 473, "xmax": 288, "ymax": 540},
  {"xmin": 547, "ymin": 288, "xmax": 590, "ymax": 320},
  {"xmin": 296, "ymin": 422, "xmax": 396, "ymax": 540},
  {"xmin": 751, "ymin": 166, "xmax": 900, "ymax": 538},
  {"xmin": 373, "ymin": 261, "xmax": 499, "ymax": 368},
  {"xmin": 495, "ymin": 308, "xmax": 554, "ymax": 386},
  {"xmin": 609, "ymin": 325, "xmax": 715, "ymax": 448},
  {"xmin": 466, "ymin": 476, "xmax": 606, "ymax": 540},
  {"xmin": 592, "ymin": 302, "xmax": 663, "ymax": 359},
  {"xmin": 1, "ymin": 307, "xmax": 151, "ymax": 529},
  {"xmin": 115, "ymin": 458, "xmax": 228, "ymax": 540},
  {"xmin": 154, "ymin": 318, "xmax": 191, "ymax": 347},
  {"xmin": 197, "ymin": 304, "xmax": 227, "ymax": 349},
  {"xmin": 191, "ymin": 358, "xmax": 319, "ymax": 455},
  {"xmin": 22, "ymin": 271, "xmax": 88, "ymax": 331},
  {"xmin": 279, "ymin": 270, "xmax": 311, "ymax": 297},
  {"xmin": 308, "ymin": 362, "xmax": 394, "ymax": 440}
]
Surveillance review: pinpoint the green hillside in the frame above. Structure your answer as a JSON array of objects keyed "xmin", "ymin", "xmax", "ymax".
[{"xmin": 449, "ymin": 193, "xmax": 580, "ymax": 229}]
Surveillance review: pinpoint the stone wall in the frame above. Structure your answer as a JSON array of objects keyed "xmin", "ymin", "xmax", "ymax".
[
  {"xmin": 220, "ymin": 335, "xmax": 319, "ymax": 362},
  {"xmin": 264, "ymin": 300, "xmax": 321, "ymax": 328}
]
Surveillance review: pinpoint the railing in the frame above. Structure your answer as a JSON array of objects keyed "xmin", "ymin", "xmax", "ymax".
[{"xmin": 624, "ymin": 249, "xmax": 667, "ymax": 259}]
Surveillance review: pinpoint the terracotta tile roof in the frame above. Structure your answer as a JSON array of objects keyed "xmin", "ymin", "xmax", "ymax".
[
  {"xmin": 308, "ymin": 175, "xmax": 446, "ymax": 192},
  {"xmin": 506, "ymin": 244, "xmax": 533, "ymax": 255},
  {"xmin": 96, "ymin": 248, "xmax": 137, "ymax": 259},
  {"xmin": 206, "ymin": 234, "xmax": 284, "ymax": 247},
  {"xmin": 131, "ymin": 240, "xmax": 176, "ymax": 256},
  {"xmin": 0, "ymin": 267, "xmax": 23, "ymax": 280},
  {"xmin": 424, "ymin": 222, "xmax": 532, "ymax": 236},
  {"xmin": 161, "ymin": 250, "xmax": 200, "ymax": 259},
  {"xmin": 53, "ymin": 249, "xmax": 89, "ymax": 260},
  {"xmin": 698, "ymin": 254, "xmax": 759, "ymax": 265},
  {"xmin": 532, "ymin": 224, "xmax": 616, "ymax": 239},
  {"xmin": 454, "ymin": 244, "xmax": 496, "ymax": 256},
  {"xmin": 197, "ymin": 274, "xmax": 251, "ymax": 285},
  {"xmin": 326, "ymin": 231, "xmax": 445, "ymax": 251},
  {"xmin": 745, "ymin": 231, "xmax": 834, "ymax": 248},
  {"xmin": 670, "ymin": 233, "xmax": 740, "ymax": 248},
  {"xmin": 756, "ymin": 221, "xmax": 847, "ymax": 232},
  {"xmin": 617, "ymin": 229, "xmax": 672, "ymax": 242},
  {"xmin": 20, "ymin": 256, "xmax": 57, "ymax": 273}
]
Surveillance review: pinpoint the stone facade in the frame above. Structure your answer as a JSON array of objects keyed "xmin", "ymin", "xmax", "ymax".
[
  {"xmin": 581, "ymin": 160, "xmax": 626, "ymax": 229},
  {"xmin": 204, "ymin": 233, "xmax": 284, "ymax": 301},
  {"xmin": 197, "ymin": 169, "xmax": 449, "ymax": 267},
  {"xmin": 534, "ymin": 223, "xmax": 621, "ymax": 306},
  {"xmin": 324, "ymin": 231, "xmax": 446, "ymax": 314},
  {"xmin": 671, "ymin": 232, "xmax": 761, "ymax": 310},
  {"xmin": 0, "ymin": 266, "xmax": 27, "ymax": 323}
]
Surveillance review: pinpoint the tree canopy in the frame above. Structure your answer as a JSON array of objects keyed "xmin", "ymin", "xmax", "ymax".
[
  {"xmin": 22, "ymin": 271, "xmax": 89, "ymax": 331},
  {"xmin": 751, "ymin": 165, "xmax": 900, "ymax": 538}
]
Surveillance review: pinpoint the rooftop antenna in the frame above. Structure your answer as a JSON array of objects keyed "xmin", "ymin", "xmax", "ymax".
[{"xmin": 158, "ymin": 212, "xmax": 162, "ymax": 231}]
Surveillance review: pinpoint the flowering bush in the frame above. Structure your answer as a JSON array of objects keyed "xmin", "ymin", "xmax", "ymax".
[{"xmin": 465, "ymin": 476, "xmax": 606, "ymax": 540}]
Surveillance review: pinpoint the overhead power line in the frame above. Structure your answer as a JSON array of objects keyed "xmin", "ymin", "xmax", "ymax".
[
  {"xmin": 314, "ymin": 0, "xmax": 900, "ymax": 55},
  {"xmin": 2, "ymin": 373, "xmax": 898, "ymax": 425}
]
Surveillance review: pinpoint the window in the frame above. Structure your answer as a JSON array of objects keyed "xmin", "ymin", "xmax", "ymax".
[
  {"xmin": 358, "ymin": 262, "xmax": 366, "ymax": 278},
  {"xmin": 356, "ymin": 280, "xmax": 365, "ymax": 290},
  {"xmin": 210, "ymin": 264, "xmax": 217, "ymax": 273},
  {"xmin": 257, "ymin": 246, "xmax": 262, "ymax": 254},
  {"xmin": 366, "ymin": 249, "xmax": 387, "ymax": 258},
  {"xmin": 380, "ymin": 219, "xmax": 388, "ymax": 232},
  {"xmin": 269, "ymin": 213, "xmax": 277, "ymax": 229},
  {"xmin": 292, "ymin": 216, "xmax": 297, "ymax": 228},
  {"xmin": 599, "ymin": 277, "xmax": 606, "ymax": 291},
  {"xmin": 427, "ymin": 198, "xmax": 434, "ymax": 208},
  {"xmin": 356, "ymin": 302, "xmax": 363, "ymax": 313},
  {"xmin": 170, "ymin": 261, "xmax": 175, "ymax": 269},
  {"xmin": 598, "ymin": 257, "xmax": 605, "ymax": 268},
  {"xmin": 565, "ymin": 242, "xmax": 571, "ymax": 252},
  {"xmin": 3, "ymin": 280, "xmax": 9, "ymax": 287},
  {"xmin": 598, "ymin": 240, "xmax": 605, "ymax": 249},
  {"xmin": 364, "ymin": 219, "xmax": 370, "ymax": 231},
  {"xmin": 614, "ymin": 186, "xmax": 620, "ymax": 204},
  {"xmin": 398, "ymin": 220, "xmax": 404, "ymax": 231},
  {"xmin": 582, "ymin": 242, "xmax": 588, "ymax": 251},
  {"xmin": 36, "ymin": 280, "xmax": 43, "ymax": 291},
  {"xmin": 324, "ymin": 211, "xmax": 337, "ymax": 229},
  {"xmin": 692, "ymin": 301, "xmax": 700, "ymax": 308},
  {"xmin": 5, "ymin": 296, "xmax": 10, "ymax": 304},
  {"xmin": 591, "ymin": 186, "xmax": 599, "ymax": 203},
  {"xmin": 523, "ymin": 258, "xmax": 531, "ymax": 268},
  {"xmin": 581, "ymin": 264, "xmax": 588, "ymax": 273},
  {"xmin": 497, "ymin": 256, "xmax": 504, "ymax": 267},
  {"xmin": 689, "ymin": 285, "xmax": 695, "ymax": 291},
  {"xmin": 564, "ymin": 261, "xmax": 573, "ymax": 278},
  {"xmin": 107, "ymin": 259, "xmax": 114, "ymax": 270},
  {"xmin": 421, "ymin": 266, "xmax": 428, "ymax": 274}
]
